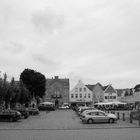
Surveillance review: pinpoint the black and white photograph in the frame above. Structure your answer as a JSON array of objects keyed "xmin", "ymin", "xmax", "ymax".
[{"xmin": 0, "ymin": 0, "xmax": 140, "ymax": 140}]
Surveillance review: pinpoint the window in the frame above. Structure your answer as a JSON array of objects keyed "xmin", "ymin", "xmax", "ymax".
[
  {"xmin": 79, "ymin": 88, "xmax": 82, "ymax": 92},
  {"xmin": 88, "ymin": 112, "xmax": 99, "ymax": 116},
  {"xmin": 75, "ymin": 88, "xmax": 78, "ymax": 92},
  {"xmin": 84, "ymin": 94, "xmax": 86, "ymax": 98},
  {"xmin": 113, "ymin": 96, "xmax": 116, "ymax": 99},
  {"xmin": 98, "ymin": 112, "xmax": 106, "ymax": 116},
  {"xmin": 80, "ymin": 94, "xmax": 82, "ymax": 98},
  {"xmin": 105, "ymin": 96, "xmax": 108, "ymax": 99},
  {"xmin": 75, "ymin": 94, "xmax": 78, "ymax": 98},
  {"xmin": 110, "ymin": 96, "xmax": 113, "ymax": 99},
  {"xmin": 84, "ymin": 88, "xmax": 86, "ymax": 92},
  {"xmin": 88, "ymin": 93, "xmax": 91, "ymax": 98},
  {"xmin": 71, "ymin": 94, "xmax": 74, "ymax": 98}
]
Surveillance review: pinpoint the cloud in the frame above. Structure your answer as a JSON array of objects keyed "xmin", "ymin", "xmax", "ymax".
[
  {"xmin": 31, "ymin": 53, "xmax": 62, "ymax": 73},
  {"xmin": 31, "ymin": 8, "xmax": 65, "ymax": 34},
  {"xmin": 2, "ymin": 41, "xmax": 25, "ymax": 54},
  {"xmin": 32, "ymin": 53, "xmax": 56, "ymax": 64},
  {"xmin": 0, "ymin": 0, "xmax": 140, "ymax": 88}
]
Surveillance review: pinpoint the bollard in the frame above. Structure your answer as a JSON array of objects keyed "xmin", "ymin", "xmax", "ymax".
[
  {"xmin": 130, "ymin": 113, "xmax": 133, "ymax": 123},
  {"xmin": 117, "ymin": 112, "xmax": 120, "ymax": 120},
  {"xmin": 122, "ymin": 113, "xmax": 125, "ymax": 121}
]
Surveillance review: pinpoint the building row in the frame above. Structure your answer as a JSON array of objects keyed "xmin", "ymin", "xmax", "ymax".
[
  {"xmin": 45, "ymin": 76, "xmax": 140, "ymax": 107},
  {"xmin": 69, "ymin": 80, "xmax": 118, "ymax": 106},
  {"xmin": 44, "ymin": 76, "xmax": 120, "ymax": 106}
]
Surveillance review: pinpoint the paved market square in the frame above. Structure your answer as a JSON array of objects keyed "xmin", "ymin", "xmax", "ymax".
[
  {"xmin": 0, "ymin": 110, "xmax": 140, "ymax": 140},
  {"xmin": 0, "ymin": 109, "xmax": 139, "ymax": 130}
]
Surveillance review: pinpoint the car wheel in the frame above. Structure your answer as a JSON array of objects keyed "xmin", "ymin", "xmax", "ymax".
[
  {"xmin": 88, "ymin": 119, "xmax": 94, "ymax": 124},
  {"xmin": 109, "ymin": 118, "xmax": 114, "ymax": 123}
]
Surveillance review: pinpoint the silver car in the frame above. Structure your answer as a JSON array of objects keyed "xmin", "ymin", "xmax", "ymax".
[{"xmin": 80, "ymin": 110, "xmax": 117, "ymax": 124}]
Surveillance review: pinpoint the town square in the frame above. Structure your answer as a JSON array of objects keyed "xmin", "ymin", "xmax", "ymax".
[{"xmin": 1, "ymin": 0, "xmax": 140, "ymax": 140}]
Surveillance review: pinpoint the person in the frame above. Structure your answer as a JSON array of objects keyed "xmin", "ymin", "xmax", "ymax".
[{"xmin": 55, "ymin": 99, "xmax": 59, "ymax": 109}]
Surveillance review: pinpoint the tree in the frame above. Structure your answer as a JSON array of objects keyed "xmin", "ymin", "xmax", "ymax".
[
  {"xmin": 3, "ymin": 76, "xmax": 19, "ymax": 109},
  {"xmin": 20, "ymin": 68, "xmax": 46, "ymax": 99},
  {"xmin": 0, "ymin": 78, "xmax": 4, "ymax": 106},
  {"xmin": 9, "ymin": 77, "xmax": 21, "ymax": 108},
  {"xmin": 18, "ymin": 81, "xmax": 31, "ymax": 106},
  {"xmin": 134, "ymin": 84, "xmax": 140, "ymax": 92}
]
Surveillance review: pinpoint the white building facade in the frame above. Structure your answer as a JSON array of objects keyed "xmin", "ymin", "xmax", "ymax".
[
  {"xmin": 70, "ymin": 80, "xmax": 93, "ymax": 106},
  {"xmin": 103, "ymin": 85, "xmax": 118, "ymax": 102}
]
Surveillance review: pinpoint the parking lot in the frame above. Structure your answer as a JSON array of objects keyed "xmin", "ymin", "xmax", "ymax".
[{"xmin": 0, "ymin": 109, "xmax": 139, "ymax": 130}]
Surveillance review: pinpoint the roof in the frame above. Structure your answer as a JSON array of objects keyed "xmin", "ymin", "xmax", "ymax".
[
  {"xmin": 104, "ymin": 85, "xmax": 117, "ymax": 93},
  {"xmin": 102, "ymin": 86, "xmax": 108, "ymax": 90},
  {"xmin": 86, "ymin": 84, "xmax": 96, "ymax": 91},
  {"xmin": 46, "ymin": 76, "xmax": 69, "ymax": 87},
  {"xmin": 86, "ymin": 83, "xmax": 103, "ymax": 91}
]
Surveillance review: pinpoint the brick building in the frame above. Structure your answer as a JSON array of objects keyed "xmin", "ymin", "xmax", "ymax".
[{"xmin": 45, "ymin": 76, "xmax": 69, "ymax": 106}]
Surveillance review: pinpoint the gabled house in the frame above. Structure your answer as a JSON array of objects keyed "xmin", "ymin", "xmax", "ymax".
[
  {"xmin": 86, "ymin": 83, "xmax": 104, "ymax": 103},
  {"xmin": 103, "ymin": 85, "xmax": 118, "ymax": 102},
  {"xmin": 70, "ymin": 80, "xmax": 93, "ymax": 106}
]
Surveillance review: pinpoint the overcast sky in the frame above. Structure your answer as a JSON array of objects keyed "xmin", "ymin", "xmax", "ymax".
[{"xmin": 0, "ymin": 0, "xmax": 140, "ymax": 89}]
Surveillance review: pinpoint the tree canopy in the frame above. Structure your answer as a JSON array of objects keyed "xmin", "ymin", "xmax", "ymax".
[
  {"xmin": 20, "ymin": 68, "xmax": 46, "ymax": 98},
  {"xmin": 134, "ymin": 84, "xmax": 140, "ymax": 92}
]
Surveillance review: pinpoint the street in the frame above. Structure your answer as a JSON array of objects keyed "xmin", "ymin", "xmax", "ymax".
[{"xmin": 0, "ymin": 109, "xmax": 140, "ymax": 140}]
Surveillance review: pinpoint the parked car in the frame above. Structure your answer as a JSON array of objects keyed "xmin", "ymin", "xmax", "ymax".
[
  {"xmin": 28, "ymin": 108, "xmax": 39, "ymax": 115},
  {"xmin": 77, "ymin": 106, "xmax": 88, "ymax": 113},
  {"xmin": 79, "ymin": 107, "xmax": 97, "ymax": 115},
  {"xmin": 13, "ymin": 107, "xmax": 29, "ymax": 119},
  {"xmin": 80, "ymin": 108, "xmax": 99, "ymax": 117},
  {"xmin": 80, "ymin": 110, "xmax": 117, "ymax": 124},
  {"xmin": 0, "ymin": 109, "xmax": 21, "ymax": 122},
  {"xmin": 59, "ymin": 103, "xmax": 69, "ymax": 109},
  {"xmin": 38, "ymin": 102, "xmax": 55, "ymax": 111}
]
